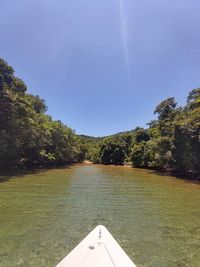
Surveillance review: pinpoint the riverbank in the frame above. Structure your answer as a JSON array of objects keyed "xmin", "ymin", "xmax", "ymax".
[
  {"xmin": 83, "ymin": 160, "xmax": 93, "ymax": 164},
  {"xmin": 0, "ymin": 161, "xmax": 199, "ymax": 182},
  {"xmin": 85, "ymin": 162, "xmax": 200, "ymax": 181}
]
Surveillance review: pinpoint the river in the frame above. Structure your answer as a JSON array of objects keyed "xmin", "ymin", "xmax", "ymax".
[{"xmin": 0, "ymin": 164, "xmax": 199, "ymax": 267}]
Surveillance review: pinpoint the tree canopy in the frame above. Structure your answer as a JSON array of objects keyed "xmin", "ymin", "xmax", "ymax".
[
  {"xmin": 1, "ymin": 58, "xmax": 200, "ymax": 179},
  {"xmin": 0, "ymin": 58, "xmax": 85, "ymax": 168},
  {"xmin": 85, "ymin": 90, "xmax": 200, "ymax": 179}
]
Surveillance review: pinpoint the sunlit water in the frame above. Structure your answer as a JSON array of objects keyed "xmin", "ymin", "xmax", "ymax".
[{"xmin": 0, "ymin": 164, "xmax": 200, "ymax": 267}]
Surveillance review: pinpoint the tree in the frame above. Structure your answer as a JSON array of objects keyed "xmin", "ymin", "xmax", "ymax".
[
  {"xmin": 134, "ymin": 128, "xmax": 150, "ymax": 143},
  {"xmin": 173, "ymin": 95, "xmax": 200, "ymax": 176},
  {"xmin": 131, "ymin": 142, "xmax": 148, "ymax": 168},
  {"xmin": 154, "ymin": 97, "xmax": 177, "ymax": 120},
  {"xmin": 99, "ymin": 137, "xmax": 127, "ymax": 165},
  {"xmin": 0, "ymin": 57, "xmax": 82, "ymax": 169},
  {"xmin": 186, "ymin": 88, "xmax": 200, "ymax": 110},
  {"xmin": 27, "ymin": 94, "xmax": 47, "ymax": 114}
]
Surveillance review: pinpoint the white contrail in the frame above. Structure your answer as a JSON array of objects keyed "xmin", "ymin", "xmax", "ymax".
[{"xmin": 119, "ymin": 0, "xmax": 130, "ymax": 74}]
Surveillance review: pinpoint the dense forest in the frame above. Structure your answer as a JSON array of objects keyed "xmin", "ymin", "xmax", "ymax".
[
  {"xmin": 0, "ymin": 58, "xmax": 200, "ymax": 178},
  {"xmin": 0, "ymin": 58, "xmax": 86, "ymax": 168},
  {"xmin": 81, "ymin": 92, "xmax": 200, "ymax": 179}
]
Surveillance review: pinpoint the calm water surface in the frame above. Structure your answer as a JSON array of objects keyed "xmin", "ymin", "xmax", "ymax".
[{"xmin": 0, "ymin": 164, "xmax": 200, "ymax": 267}]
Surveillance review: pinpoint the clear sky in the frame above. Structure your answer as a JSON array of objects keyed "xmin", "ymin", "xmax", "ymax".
[{"xmin": 0, "ymin": 0, "xmax": 200, "ymax": 136}]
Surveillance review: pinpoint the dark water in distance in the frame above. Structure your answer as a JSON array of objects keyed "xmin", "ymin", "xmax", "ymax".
[{"xmin": 0, "ymin": 164, "xmax": 200, "ymax": 267}]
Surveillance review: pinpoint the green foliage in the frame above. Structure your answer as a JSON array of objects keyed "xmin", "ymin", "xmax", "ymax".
[
  {"xmin": 98, "ymin": 137, "xmax": 127, "ymax": 165},
  {"xmin": 83, "ymin": 134, "xmax": 133, "ymax": 165},
  {"xmin": 134, "ymin": 128, "xmax": 150, "ymax": 143},
  {"xmin": 154, "ymin": 97, "xmax": 177, "ymax": 120},
  {"xmin": 87, "ymin": 90, "xmax": 200, "ymax": 178},
  {"xmin": 1, "ymin": 57, "xmax": 200, "ymax": 178},
  {"xmin": 130, "ymin": 91, "xmax": 200, "ymax": 177},
  {"xmin": 78, "ymin": 135, "xmax": 102, "ymax": 161},
  {"xmin": 131, "ymin": 141, "xmax": 148, "ymax": 168},
  {"xmin": 173, "ymin": 107, "xmax": 200, "ymax": 176},
  {"xmin": 27, "ymin": 94, "xmax": 47, "ymax": 113},
  {"xmin": 0, "ymin": 58, "xmax": 84, "ymax": 169},
  {"xmin": 186, "ymin": 88, "xmax": 200, "ymax": 110}
]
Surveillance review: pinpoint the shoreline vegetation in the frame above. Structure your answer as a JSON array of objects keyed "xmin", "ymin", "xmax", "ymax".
[
  {"xmin": 83, "ymin": 162, "xmax": 200, "ymax": 182},
  {"xmin": 0, "ymin": 58, "xmax": 200, "ymax": 179}
]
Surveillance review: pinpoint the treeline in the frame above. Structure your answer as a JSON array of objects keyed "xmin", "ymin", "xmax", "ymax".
[
  {"xmin": 0, "ymin": 58, "xmax": 85, "ymax": 169},
  {"xmin": 84, "ymin": 91, "xmax": 200, "ymax": 178},
  {"xmin": 1, "ymin": 58, "xmax": 200, "ymax": 177}
]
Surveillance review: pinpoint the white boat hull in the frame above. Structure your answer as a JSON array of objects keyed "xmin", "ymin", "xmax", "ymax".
[{"xmin": 56, "ymin": 225, "xmax": 136, "ymax": 267}]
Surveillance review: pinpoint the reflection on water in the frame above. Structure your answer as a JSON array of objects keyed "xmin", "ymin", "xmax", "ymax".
[{"xmin": 0, "ymin": 164, "xmax": 200, "ymax": 267}]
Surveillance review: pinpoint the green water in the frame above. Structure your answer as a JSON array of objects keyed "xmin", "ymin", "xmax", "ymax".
[{"xmin": 0, "ymin": 164, "xmax": 200, "ymax": 267}]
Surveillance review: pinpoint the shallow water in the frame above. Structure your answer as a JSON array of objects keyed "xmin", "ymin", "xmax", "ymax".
[{"xmin": 0, "ymin": 164, "xmax": 200, "ymax": 267}]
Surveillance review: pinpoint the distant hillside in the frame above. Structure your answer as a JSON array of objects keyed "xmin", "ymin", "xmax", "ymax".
[
  {"xmin": 78, "ymin": 134, "xmax": 103, "ymax": 141},
  {"xmin": 78, "ymin": 128, "xmax": 136, "ymax": 140}
]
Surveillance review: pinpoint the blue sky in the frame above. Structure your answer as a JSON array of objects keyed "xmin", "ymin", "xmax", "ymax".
[{"xmin": 0, "ymin": 0, "xmax": 200, "ymax": 136}]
